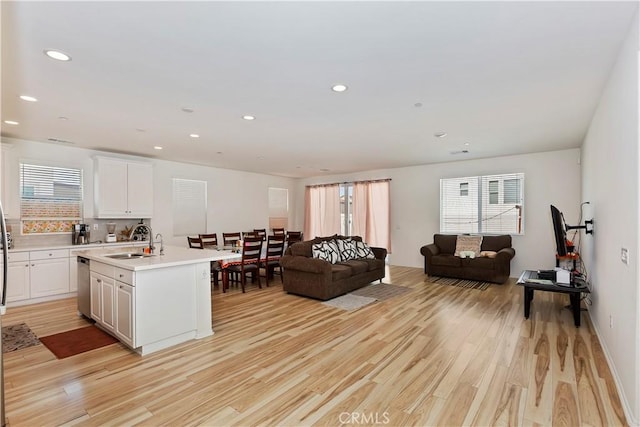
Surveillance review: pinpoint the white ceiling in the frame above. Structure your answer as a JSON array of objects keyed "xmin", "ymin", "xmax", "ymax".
[{"xmin": 1, "ymin": 1, "xmax": 637, "ymax": 178}]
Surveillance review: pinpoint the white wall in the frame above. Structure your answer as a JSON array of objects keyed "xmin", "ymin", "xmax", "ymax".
[
  {"xmin": 295, "ymin": 148, "xmax": 582, "ymax": 276},
  {"xmin": 580, "ymin": 9, "xmax": 639, "ymax": 425},
  {"xmin": 1, "ymin": 138, "xmax": 297, "ymax": 247}
]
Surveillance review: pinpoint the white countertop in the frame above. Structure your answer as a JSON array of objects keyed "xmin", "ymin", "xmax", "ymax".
[
  {"xmin": 8, "ymin": 241, "xmax": 147, "ymax": 252},
  {"xmin": 78, "ymin": 245, "xmax": 240, "ymax": 271}
]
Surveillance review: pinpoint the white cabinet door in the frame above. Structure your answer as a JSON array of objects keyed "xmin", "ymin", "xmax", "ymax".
[
  {"xmin": 95, "ymin": 158, "xmax": 129, "ymax": 217},
  {"xmin": 101, "ymin": 277, "xmax": 115, "ymax": 332},
  {"xmin": 126, "ymin": 162, "xmax": 153, "ymax": 217},
  {"xmin": 30, "ymin": 258, "xmax": 70, "ymax": 298},
  {"xmin": 90, "ymin": 273, "xmax": 103, "ymax": 322},
  {"xmin": 6, "ymin": 262, "xmax": 30, "ymax": 302},
  {"xmin": 115, "ymin": 281, "xmax": 134, "ymax": 347},
  {"xmin": 95, "ymin": 157, "xmax": 153, "ymax": 218}
]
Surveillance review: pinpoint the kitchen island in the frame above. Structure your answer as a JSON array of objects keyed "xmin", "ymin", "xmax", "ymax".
[{"xmin": 79, "ymin": 245, "xmax": 238, "ymax": 355}]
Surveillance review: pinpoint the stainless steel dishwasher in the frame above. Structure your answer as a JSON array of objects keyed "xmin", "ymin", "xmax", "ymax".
[{"xmin": 77, "ymin": 256, "xmax": 91, "ymax": 318}]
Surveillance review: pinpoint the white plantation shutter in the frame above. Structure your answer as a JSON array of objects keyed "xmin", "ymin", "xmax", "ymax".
[
  {"xmin": 173, "ymin": 178, "xmax": 207, "ymax": 236},
  {"xmin": 20, "ymin": 163, "xmax": 83, "ymax": 232},
  {"xmin": 440, "ymin": 173, "xmax": 524, "ymax": 235}
]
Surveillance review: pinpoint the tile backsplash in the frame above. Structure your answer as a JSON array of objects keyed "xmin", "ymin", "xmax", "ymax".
[{"xmin": 6, "ymin": 218, "xmax": 150, "ymax": 249}]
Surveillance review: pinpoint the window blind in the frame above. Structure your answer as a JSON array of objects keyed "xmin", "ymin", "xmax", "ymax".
[
  {"xmin": 440, "ymin": 173, "xmax": 524, "ymax": 235},
  {"xmin": 20, "ymin": 163, "xmax": 83, "ymax": 227},
  {"xmin": 172, "ymin": 178, "xmax": 207, "ymax": 236},
  {"xmin": 268, "ymin": 187, "xmax": 289, "ymax": 230}
]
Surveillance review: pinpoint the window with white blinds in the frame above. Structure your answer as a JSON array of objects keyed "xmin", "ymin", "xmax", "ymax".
[
  {"xmin": 440, "ymin": 173, "xmax": 524, "ymax": 235},
  {"xmin": 268, "ymin": 187, "xmax": 289, "ymax": 230},
  {"xmin": 173, "ymin": 178, "xmax": 207, "ymax": 236},
  {"xmin": 20, "ymin": 163, "xmax": 83, "ymax": 234}
]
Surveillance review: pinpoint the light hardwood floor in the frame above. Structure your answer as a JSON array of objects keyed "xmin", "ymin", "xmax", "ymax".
[{"xmin": 2, "ymin": 266, "xmax": 628, "ymax": 426}]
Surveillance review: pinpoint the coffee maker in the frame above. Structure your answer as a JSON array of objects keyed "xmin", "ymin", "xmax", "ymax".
[{"xmin": 72, "ymin": 224, "xmax": 90, "ymax": 245}]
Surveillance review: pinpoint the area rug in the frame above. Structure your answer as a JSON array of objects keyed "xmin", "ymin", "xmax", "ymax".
[
  {"xmin": 322, "ymin": 294, "xmax": 377, "ymax": 311},
  {"xmin": 2, "ymin": 323, "xmax": 40, "ymax": 353},
  {"xmin": 351, "ymin": 283, "xmax": 412, "ymax": 301},
  {"xmin": 39, "ymin": 325, "xmax": 119, "ymax": 359},
  {"xmin": 428, "ymin": 276, "xmax": 491, "ymax": 291}
]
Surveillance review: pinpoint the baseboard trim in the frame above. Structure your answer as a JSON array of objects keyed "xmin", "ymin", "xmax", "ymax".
[{"xmin": 587, "ymin": 307, "xmax": 639, "ymax": 426}]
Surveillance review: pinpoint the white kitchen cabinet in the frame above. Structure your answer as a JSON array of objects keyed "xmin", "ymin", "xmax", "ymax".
[
  {"xmin": 90, "ymin": 261, "xmax": 134, "ymax": 346},
  {"xmin": 101, "ymin": 276, "xmax": 116, "ymax": 332},
  {"xmin": 115, "ymin": 282, "xmax": 134, "ymax": 347},
  {"xmin": 94, "ymin": 157, "xmax": 153, "ymax": 218},
  {"xmin": 2, "ymin": 251, "xmax": 30, "ymax": 302},
  {"xmin": 90, "ymin": 272, "xmax": 103, "ymax": 322},
  {"xmin": 29, "ymin": 250, "xmax": 70, "ymax": 298}
]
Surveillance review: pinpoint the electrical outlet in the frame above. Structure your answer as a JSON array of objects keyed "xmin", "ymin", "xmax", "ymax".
[
  {"xmin": 621, "ymin": 247, "xmax": 629, "ymax": 265},
  {"xmin": 93, "ymin": 224, "xmax": 99, "ymax": 230}
]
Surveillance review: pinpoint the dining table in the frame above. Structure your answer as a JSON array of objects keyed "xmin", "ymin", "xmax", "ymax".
[{"xmin": 205, "ymin": 246, "xmax": 282, "ymax": 291}]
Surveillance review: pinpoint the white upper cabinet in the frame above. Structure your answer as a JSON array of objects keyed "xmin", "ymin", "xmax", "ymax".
[{"xmin": 94, "ymin": 157, "xmax": 153, "ymax": 218}]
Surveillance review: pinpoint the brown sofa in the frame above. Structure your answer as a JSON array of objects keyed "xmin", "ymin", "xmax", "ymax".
[
  {"xmin": 420, "ymin": 234, "xmax": 515, "ymax": 284},
  {"xmin": 280, "ymin": 235, "xmax": 387, "ymax": 300}
]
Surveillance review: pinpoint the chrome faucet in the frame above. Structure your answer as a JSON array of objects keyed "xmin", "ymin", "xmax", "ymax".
[
  {"xmin": 155, "ymin": 233, "xmax": 164, "ymax": 255},
  {"xmin": 130, "ymin": 224, "xmax": 154, "ymax": 254}
]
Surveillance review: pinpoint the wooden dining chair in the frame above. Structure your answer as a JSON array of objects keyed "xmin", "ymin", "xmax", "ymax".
[
  {"xmin": 187, "ymin": 236, "xmax": 204, "ymax": 249},
  {"xmin": 223, "ymin": 232, "xmax": 241, "ymax": 247},
  {"xmin": 199, "ymin": 233, "xmax": 221, "ymax": 288},
  {"xmin": 243, "ymin": 231, "xmax": 258, "ymax": 239},
  {"xmin": 254, "ymin": 228, "xmax": 267, "ymax": 240},
  {"xmin": 286, "ymin": 231, "xmax": 303, "ymax": 245},
  {"xmin": 226, "ymin": 237, "xmax": 263, "ymax": 293},
  {"xmin": 199, "ymin": 233, "xmax": 218, "ymax": 248},
  {"xmin": 263, "ymin": 235, "xmax": 285, "ymax": 284},
  {"xmin": 272, "ymin": 227, "xmax": 285, "ymax": 236}
]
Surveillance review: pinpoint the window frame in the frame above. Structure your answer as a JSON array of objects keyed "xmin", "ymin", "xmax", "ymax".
[
  {"xmin": 19, "ymin": 161, "xmax": 84, "ymax": 235},
  {"xmin": 440, "ymin": 173, "xmax": 524, "ymax": 235}
]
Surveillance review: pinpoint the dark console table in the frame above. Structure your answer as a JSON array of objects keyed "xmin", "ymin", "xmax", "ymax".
[{"xmin": 516, "ymin": 270, "xmax": 590, "ymax": 327}]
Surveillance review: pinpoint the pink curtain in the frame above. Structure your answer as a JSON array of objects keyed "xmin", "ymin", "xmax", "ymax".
[
  {"xmin": 304, "ymin": 184, "xmax": 341, "ymax": 239},
  {"xmin": 352, "ymin": 181, "xmax": 391, "ymax": 251}
]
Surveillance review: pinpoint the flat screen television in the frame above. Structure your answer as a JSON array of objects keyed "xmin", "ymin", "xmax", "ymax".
[{"xmin": 550, "ymin": 204, "xmax": 568, "ymax": 256}]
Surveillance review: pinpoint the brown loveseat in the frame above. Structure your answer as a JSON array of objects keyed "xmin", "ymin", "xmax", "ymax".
[
  {"xmin": 280, "ymin": 235, "xmax": 387, "ymax": 300},
  {"xmin": 420, "ymin": 234, "xmax": 515, "ymax": 284}
]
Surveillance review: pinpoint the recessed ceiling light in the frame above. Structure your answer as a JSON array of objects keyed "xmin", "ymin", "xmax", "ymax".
[
  {"xmin": 44, "ymin": 49, "xmax": 71, "ymax": 61},
  {"xmin": 4, "ymin": 120, "xmax": 19, "ymax": 125},
  {"xmin": 464, "ymin": 142, "xmax": 470, "ymax": 146},
  {"xmin": 331, "ymin": 84, "xmax": 348, "ymax": 92},
  {"xmin": 242, "ymin": 115, "xmax": 255, "ymax": 121},
  {"xmin": 434, "ymin": 132, "xmax": 447, "ymax": 138},
  {"xmin": 189, "ymin": 133, "xmax": 200, "ymax": 138},
  {"xmin": 20, "ymin": 95, "xmax": 38, "ymax": 102},
  {"xmin": 153, "ymin": 146, "xmax": 163, "ymax": 150}
]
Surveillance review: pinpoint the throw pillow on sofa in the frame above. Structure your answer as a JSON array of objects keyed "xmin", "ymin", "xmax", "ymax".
[
  {"xmin": 454, "ymin": 235, "xmax": 482, "ymax": 257},
  {"xmin": 336, "ymin": 238, "xmax": 358, "ymax": 261},
  {"xmin": 312, "ymin": 240, "xmax": 341, "ymax": 264},
  {"xmin": 355, "ymin": 240, "xmax": 375, "ymax": 259}
]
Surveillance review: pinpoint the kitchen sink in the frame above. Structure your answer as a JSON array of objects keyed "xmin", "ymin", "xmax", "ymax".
[{"xmin": 104, "ymin": 252, "xmax": 155, "ymax": 259}]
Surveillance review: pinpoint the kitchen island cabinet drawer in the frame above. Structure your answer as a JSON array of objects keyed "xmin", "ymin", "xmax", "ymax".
[
  {"xmin": 114, "ymin": 267, "xmax": 133, "ymax": 285},
  {"xmin": 91, "ymin": 261, "xmax": 115, "ymax": 278}
]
